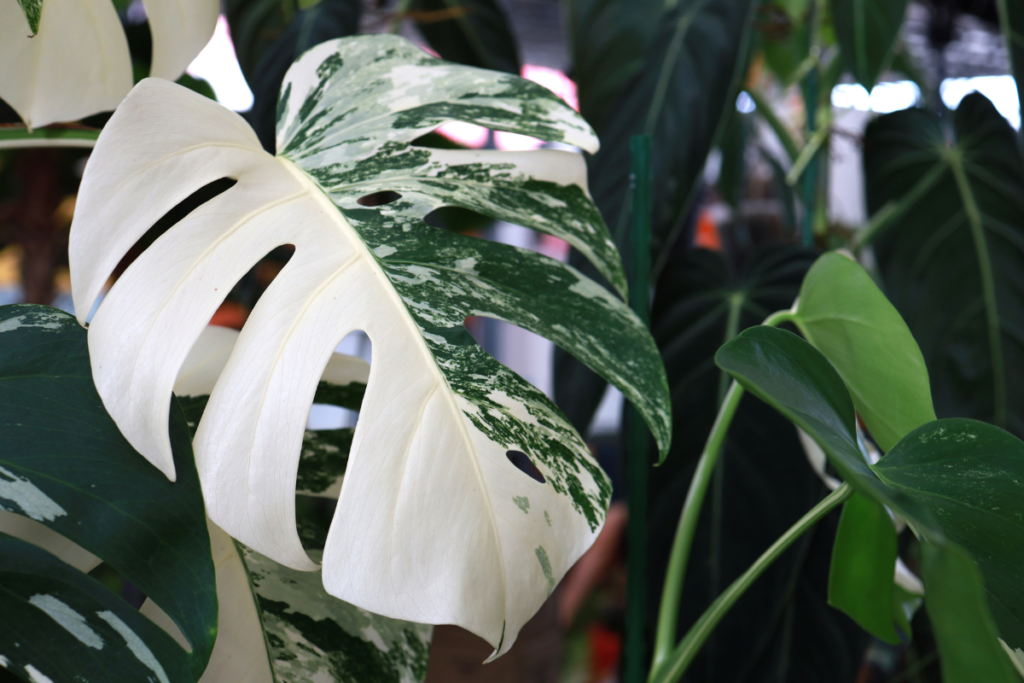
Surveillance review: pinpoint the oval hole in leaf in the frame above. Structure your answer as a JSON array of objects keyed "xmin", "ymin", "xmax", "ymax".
[
  {"xmin": 356, "ymin": 190, "xmax": 402, "ymax": 206},
  {"xmin": 112, "ymin": 178, "xmax": 237, "ymax": 280},
  {"xmin": 506, "ymin": 450, "xmax": 546, "ymax": 483}
]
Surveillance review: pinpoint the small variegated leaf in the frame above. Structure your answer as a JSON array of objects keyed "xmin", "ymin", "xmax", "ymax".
[
  {"xmin": 70, "ymin": 35, "xmax": 671, "ymax": 656},
  {"xmin": 0, "ymin": 0, "xmax": 217, "ymax": 129},
  {"xmin": 143, "ymin": 522, "xmax": 432, "ymax": 683},
  {"xmin": 16, "ymin": 0, "xmax": 42, "ymax": 34}
]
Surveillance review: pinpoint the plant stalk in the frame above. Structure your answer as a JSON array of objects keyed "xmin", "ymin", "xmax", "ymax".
[
  {"xmin": 745, "ymin": 89, "xmax": 801, "ymax": 163},
  {"xmin": 649, "ymin": 309, "xmax": 796, "ymax": 676},
  {"xmin": 0, "ymin": 126, "xmax": 99, "ymax": 149},
  {"xmin": 651, "ymin": 483, "xmax": 854, "ymax": 683},
  {"xmin": 625, "ymin": 134, "xmax": 653, "ymax": 683}
]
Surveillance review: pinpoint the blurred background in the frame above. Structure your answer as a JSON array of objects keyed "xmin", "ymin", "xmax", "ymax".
[{"xmin": 0, "ymin": 0, "xmax": 1020, "ymax": 681}]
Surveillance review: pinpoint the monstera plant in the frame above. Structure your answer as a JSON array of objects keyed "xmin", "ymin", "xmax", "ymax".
[
  {"xmin": 66, "ymin": 34, "xmax": 671, "ymax": 660},
  {"xmin": 0, "ymin": 0, "xmax": 218, "ymax": 131}
]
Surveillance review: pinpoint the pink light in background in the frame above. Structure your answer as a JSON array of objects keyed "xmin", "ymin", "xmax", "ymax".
[{"xmin": 436, "ymin": 65, "xmax": 579, "ymax": 151}]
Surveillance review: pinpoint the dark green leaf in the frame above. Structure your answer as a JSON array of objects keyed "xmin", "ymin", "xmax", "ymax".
[
  {"xmin": 589, "ymin": 0, "xmax": 761, "ymax": 251},
  {"xmin": 228, "ymin": 0, "xmax": 362, "ymax": 150},
  {"xmin": 829, "ymin": 0, "xmax": 908, "ymax": 88},
  {"xmin": 794, "ymin": 251, "xmax": 936, "ymax": 452},
  {"xmin": 866, "ymin": 93, "xmax": 1024, "ymax": 438},
  {"xmin": 758, "ymin": 3, "xmax": 811, "ymax": 84},
  {"xmin": 875, "ymin": 418, "xmax": 1024, "ymax": 651},
  {"xmin": 828, "ymin": 492, "xmax": 899, "ymax": 643},
  {"xmin": 565, "ymin": 0, "xmax": 660, "ymax": 134},
  {"xmin": 921, "ymin": 541, "xmax": 1019, "ymax": 683},
  {"xmin": 0, "ymin": 533, "xmax": 192, "ymax": 683},
  {"xmin": 556, "ymin": 0, "xmax": 761, "ymax": 425},
  {"xmin": 0, "ymin": 304, "xmax": 216, "ymax": 679},
  {"xmin": 409, "ymin": 0, "xmax": 519, "ymax": 74}
]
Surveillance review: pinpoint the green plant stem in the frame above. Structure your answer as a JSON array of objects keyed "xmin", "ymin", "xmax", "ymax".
[
  {"xmin": 625, "ymin": 134, "xmax": 653, "ymax": 683},
  {"xmin": 0, "ymin": 126, "xmax": 99, "ymax": 149},
  {"xmin": 651, "ymin": 483, "xmax": 854, "ymax": 683},
  {"xmin": 745, "ymin": 89, "xmax": 801, "ymax": 163},
  {"xmin": 649, "ymin": 308, "xmax": 796, "ymax": 676},
  {"xmin": 786, "ymin": 115, "xmax": 830, "ymax": 188}
]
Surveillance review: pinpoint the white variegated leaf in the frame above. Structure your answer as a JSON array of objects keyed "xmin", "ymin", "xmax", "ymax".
[
  {"xmin": 142, "ymin": 522, "xmax": 431, "ymax": 683},
  {"xmin": 70, "ymin": 35, "xmax": 671, "ymax": 657},
  {"xmin": 0, "ymin": 0, "xmax": 217, "ymax": 130}
]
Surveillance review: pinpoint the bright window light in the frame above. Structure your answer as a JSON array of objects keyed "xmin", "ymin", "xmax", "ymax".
[
  {"xmin": 736, "ymin": 91, "xmax": 756, "ymax": 113},
  {"xmin": 832, "ymin": 81, "xmax": 920, "ymax": 113},
  {"xmin": 941, "ymin": 75, "xmax": 1020, "ymax": 129},
  {"xmin": 187, "ymin": 16, "xmax": 254, "ymax": 112}
]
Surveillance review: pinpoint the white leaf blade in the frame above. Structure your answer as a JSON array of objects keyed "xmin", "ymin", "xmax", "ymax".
[
  {"xmin": 141, "ymin": 0, "xmax": 219, "ymax": 82},
  {"xmin": 0, "ymin": 0, "xmax": 132, "ymax": 129}
]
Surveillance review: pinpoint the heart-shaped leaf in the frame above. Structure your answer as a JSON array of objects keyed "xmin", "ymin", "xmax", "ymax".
[
  {"xmin": 0, "ymin": 0, "xmax": 218, "ymax": 129},
  {"xmin": 0, "ymin": 304, "xmax": 216, "ymax": 680},
  {"xmin": 865, "ymin": 93, "xmax": 1024, "ymax": 438},
  {"xmin": 409, "ymin": 0, "xmax": 520, "ymax": 75},
  {"xmin": 69, "ymin": 35, "xmax": 671, "ymax": 656},
  {"xmin": 793, "ymin": 251, "xmax": 936, "ymax": 452}
]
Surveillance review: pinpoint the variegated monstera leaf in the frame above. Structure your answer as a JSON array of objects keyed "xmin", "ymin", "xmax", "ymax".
[
  {"xmin": 0, "ymin": 0, "xmax": 218, "ymax": 129},
  {"xmin": 69, "ymin": 35, "xmax": 671, "ymax": 656}
]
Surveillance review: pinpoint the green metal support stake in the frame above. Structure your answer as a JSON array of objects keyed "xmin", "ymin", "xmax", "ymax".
[{"xmin": 625, "ymin": 134, "xmax": 653, "ymax": 683}]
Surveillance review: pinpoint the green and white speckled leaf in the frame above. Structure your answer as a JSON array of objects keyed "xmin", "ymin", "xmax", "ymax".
[
  {"xmin": 143, "ymin": 521, "xmax": 432, "ymax": 683},
  {"xmin": 0, "ymin": 0, "xmax": 217, "ymax": 129},
  {"xmin": 16, "ymin": 0, "xmax": 42, "ymax": 34},
  {"xmin": 70, "ymin": 34, "xmax": 671, "ymax": 657}
]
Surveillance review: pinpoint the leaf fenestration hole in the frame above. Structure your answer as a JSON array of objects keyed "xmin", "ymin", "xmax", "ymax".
[
  {"xmin": 113, "ymin": 178, "xmax": 237, "ymax": 279},
  {"xmin": 357, "ymin": 191, "xmax": 401, "ymax": 206},
  {"xmin": 506, "ymin": 450, "xmax": 546, "ymax": 484}
]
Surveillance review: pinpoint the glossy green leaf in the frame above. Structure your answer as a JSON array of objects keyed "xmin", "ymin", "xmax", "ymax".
[
  {"xmin": 718, "ymin": 326, "xmax": 1024, "ymax": 672},
  {"xmin": 0, "ymin": 533, "xmax": 193, "ymax": 683},
  {"xmin": 70, "ymin": 35, "xmax": 670, "ymax": 656},
  {"xmin": 794, "ymin": 251, "xmax": 936, "ymax": 452},
  {"xmin": 866, "ymin": 93, "xmax": 1024, "ymax": 437},
  {"xmin": 828, "ymin": 492, "xmax": 899, "ymax": 643},
  {"xmin": 921, "ymin": 542, "xmax": 1020, "ymax": 683},
  {"xmin": 647, "ymin": 247, "xmax": 870, "ymax": 680},
  {"xmin": 829, "ymin": 0, "xmax": 908, "ymax": 88},
  {"xmin": 875, "ymin": 418, "xmax": 1024, "ymax": 651},
  {"xmin": 409, "ymin": 0, "xmax": 520, "ymax": 75},
  {"xmin": 0, "ymin": 304, "xmax": 217, "ymax": 679}
]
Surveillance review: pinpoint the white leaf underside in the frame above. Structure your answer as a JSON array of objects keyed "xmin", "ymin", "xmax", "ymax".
[
  {"xmin": 69, "ymin": 36, "xmax": 668, "ymax": 657},
  {"xmin": 0, "ymin": 0, "xmax": 217, "ymax": 129}
]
